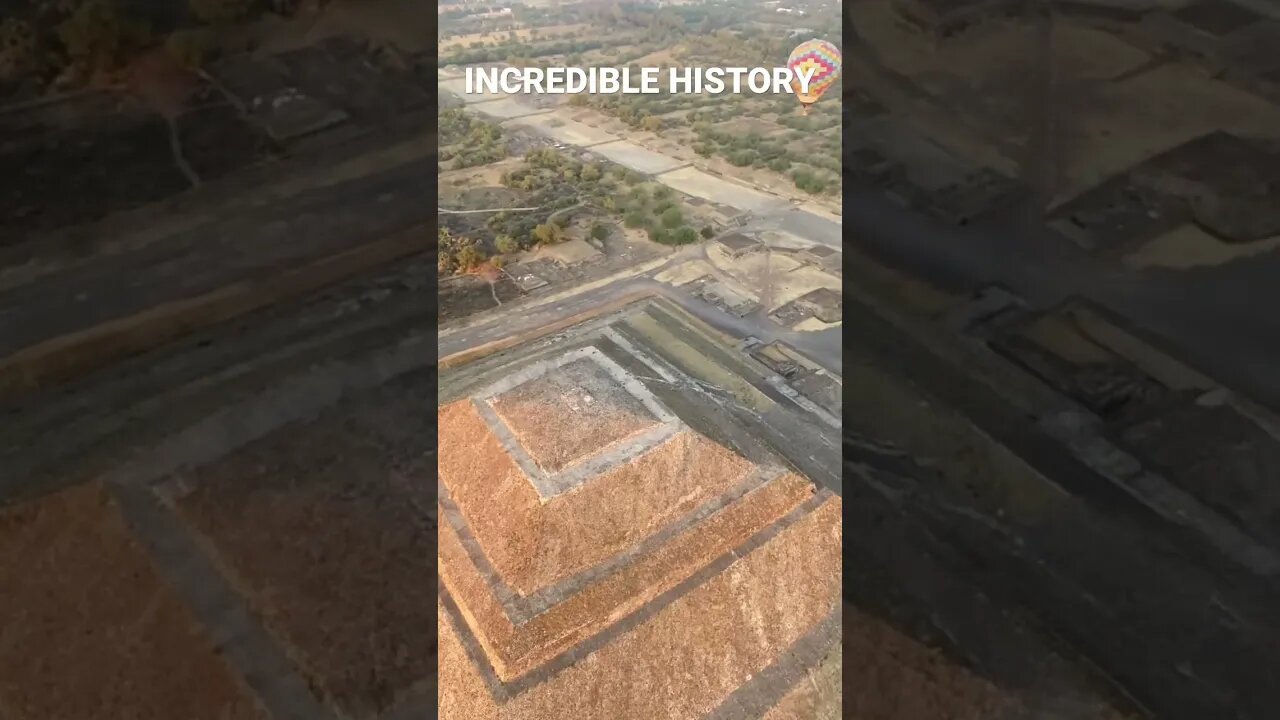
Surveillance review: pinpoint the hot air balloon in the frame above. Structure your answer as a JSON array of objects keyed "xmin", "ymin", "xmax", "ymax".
[{"xmin": 787, "ymin": 39, "xmax": 842, "ymax": 116}]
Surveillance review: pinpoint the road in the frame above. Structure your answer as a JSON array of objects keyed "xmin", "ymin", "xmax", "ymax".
[
  {"xmin": 741, "ymin": 207, "xmax": 844, "ymax": 250},
  {"xmin": 439, "ymin": 260, "xmax": 841, "ymax": 374},
  {"xmin": 438, "ymin": 206, "xmax": 541, "ymax": 214}
]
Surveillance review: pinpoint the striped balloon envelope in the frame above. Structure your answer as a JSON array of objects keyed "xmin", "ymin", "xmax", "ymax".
[{"xmin": 787, "ymin": 39, "xmax": 842, "ymax": 114}]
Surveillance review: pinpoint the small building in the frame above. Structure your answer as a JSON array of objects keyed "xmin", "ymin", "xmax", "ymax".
[
  {"xmin": 513, "ymin": 273, "xmax": 548, "ymax": 292},
  {"xmin": 793, "ymin": 288, "xmax": 842, "ymax": 323},
  {"xmin": 716, "ymin": 233, "xmax": 760, "ymax": 258},
  {"xmin": 799, "ymin": 245, "xmax": 838, "ymax": 266},
  {"xmin": 542, "ymin": 238, "xmax": 604, "ymax": 267}
]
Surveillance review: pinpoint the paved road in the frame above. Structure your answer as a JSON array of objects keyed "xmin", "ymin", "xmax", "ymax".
[
  {"xmin": 742, "ymin": 208, "xmax": 843, "ymax": 250},
  {"xmin": 440, "ymin": 266, "xmax": 841, "ymax": 374}
]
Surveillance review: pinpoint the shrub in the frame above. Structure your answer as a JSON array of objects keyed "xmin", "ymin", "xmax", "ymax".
[
  {"xmin": 0, "ymin": 19, "xmax": 35, "ymax": 82},
  {"xmin": 455, "ymin": 244, "xmax": 487, "ymax": 272},
  {"xmin": 672, "ymin": 226, "xmax": 698, "ymax": 244},
  {"xmin": 700, "ymin": 225, "xmax": 715, "ymax": 239},
  {"xmin": 590, "ymin": 222, "xmax": 610, "ymax": 241},
  {"xmin": 533, "ymin": 223, "xmax": 564, "ymax": 244},
  {"xmin": 57, "ymin": 0, "xmax": 152, "ymax": 74},
  {"xmin": 495, "ymin": 234, "xmax": 519, "ymax": 255},
  {"xmin": 660, "ymin": 207, "xmax": 683, "ymax": 229}
]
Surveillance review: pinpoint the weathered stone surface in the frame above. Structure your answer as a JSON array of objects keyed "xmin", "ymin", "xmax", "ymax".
[{"xmin": 0, "ymin": 483, "xmax": 266, "ymax": 720}]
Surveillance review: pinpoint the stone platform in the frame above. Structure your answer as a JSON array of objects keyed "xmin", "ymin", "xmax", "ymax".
[{"xmin": 438, "ymin": 298, "xmax": 843, "ymax": 718}]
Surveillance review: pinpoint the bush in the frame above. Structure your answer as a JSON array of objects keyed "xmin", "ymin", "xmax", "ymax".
[
  {"xmin": 647, "ymin": 226, "xmax": 668, "ymax": 244},
  {"xmin": 700, "ymin": 225, "xmax": 715, "ymax": 239},
  {"xmin": 623, "ymin": 210, "xmax": 648, "ymax": 229},
  {"xmin": 533, "ymin": 223, "xmax": 564, "ymax": 244},
  {"xmin": 455, "ymin": 244, "xmax": 487, "ymax": 272},
  {"xmin": 768, "ymin": 157, "xmax": 791, "ymax": 173},
  {"xmin": 672, "ymin": 226, "xmax": 698, "ymax": 244},
  {"xmin": 0, "ymin": 19, "xmax": 35, "ymax": 82},
  {"xmin": 495, "ymin": 234, "xmax": 519, "ymax": 255},
  {"xmin": 660, "ymin": 207, "xmax": 683, "ymax": 228},
  {"xmin": 590, "ymin": 222, "xmax": 610, "ymax": 241},
  {"xmin": 57, "ymin": 0, "xmax": 152, "ymax": 73}
]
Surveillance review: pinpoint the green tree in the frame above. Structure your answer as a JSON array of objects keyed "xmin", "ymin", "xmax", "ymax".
[
  {"xmin": 660, "ymin": 207, "xmax": 683, "ymax": 229},
  {"xmin": 623, "ymin": 211, "xmax": 648, "ymax": 229},
  {"xmin": 438, "ymin": 249, "xmax": 456, "ymax": 275},
  {"xmin": 456, "ymin": 244, "xmax": 487, "ymax": 272},
  {"xmin": 673, "ymin": 226, "xmax": 698, "ymax": 244},
  {"xmin": 495, "ymin": 234, "xmax": 519, "ymax": 255},
  {"xmin": 647, "ymin": 226, "xmax": 668, "ymax": 244},
  {"xmin": 0, "ymin": 19, "xmax": 35, "ymax": 82},
  {"xmin": 57, "ymin": 0, "xmax": 151, "ymax": 73},
  {"xmin": 700, "ymin": 225, "xmax": 715, "ymax": 239},
  {"xmin": 533, "ymin": 223, "xmax": 564, "ymax": 244}
]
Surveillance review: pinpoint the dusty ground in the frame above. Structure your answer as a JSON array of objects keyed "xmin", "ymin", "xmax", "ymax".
[
  {"xmin": 659, "ymin": 166, "xmax": 785, "ymax": 213},
  {"xmin": 1124, "ymin": 224, "xmax": 1280, "ymax": 269},
  {"xmin": 0, "ymin": 483, "xmax": 268, "ymax": 720},
  {"xmin": 590, "ymin": 139, "xmax": 688, "ymax": 174},
  {"xmin": 842, "ymin": 604, "xmax": 1013, "ymax": 720},
  {"xmin": 440, "ymin": 24, "xmax": 591, "ymax": 52}
]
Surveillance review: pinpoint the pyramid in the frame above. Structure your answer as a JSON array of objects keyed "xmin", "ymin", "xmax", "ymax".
[{"xmin": 438, "ymin": 299, "xmax": 841, "ymax": 718}]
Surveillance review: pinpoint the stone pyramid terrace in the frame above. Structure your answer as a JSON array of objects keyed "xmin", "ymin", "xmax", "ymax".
[{"xmin": 438, "ymin": 298, "xmax": 843, "ymax": 719}]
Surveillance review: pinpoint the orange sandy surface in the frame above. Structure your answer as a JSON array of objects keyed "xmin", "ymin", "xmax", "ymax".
[
  {"xmin": 489, "ymin": 357, "xmax": 660, "ymax": 474},
  {"xmin": 439, "ymin": 400, "xmax": 754, "ymax": 594},
  {"xmin": 441, "ymin": 472, "xmax": 816, "ymax": 680},
  {"xmin": 173, "ymin": 416, "xmax": 437, "ymax": 717},
  {"xmin": 439, "ymin": 497, "xmax": 842, "ymax": 720},
  {"xmin": 0, "ymin": 483, "xmax": 266, "ymax": 720}
]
